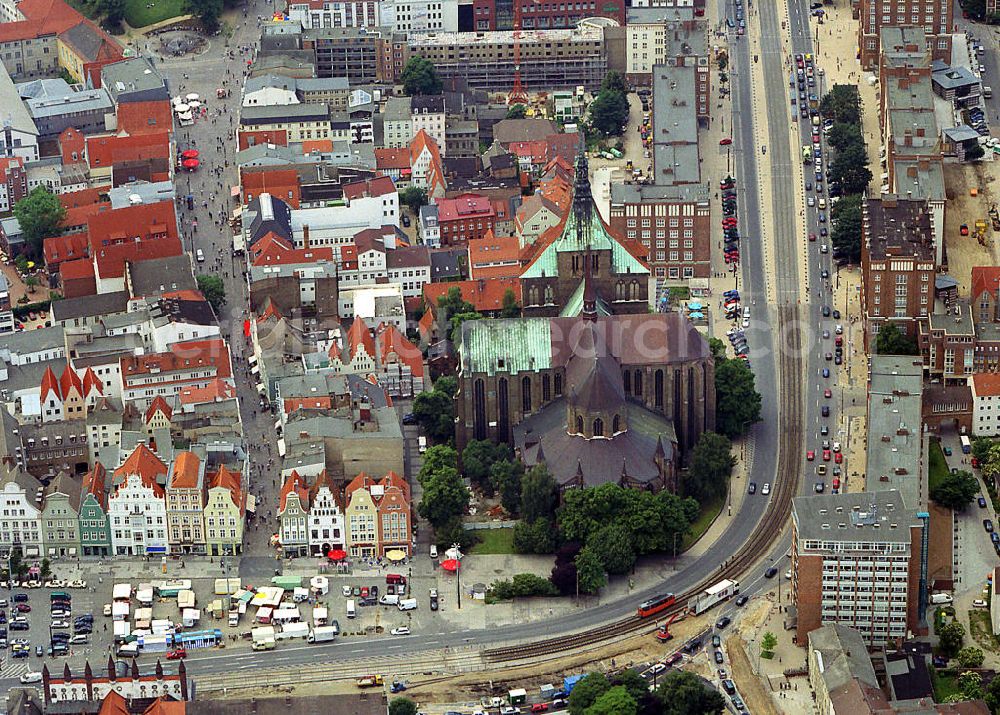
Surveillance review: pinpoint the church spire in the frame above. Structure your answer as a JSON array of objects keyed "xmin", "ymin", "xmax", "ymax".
[{"xmin": 573, "ymin": 134, "xmax": 593, "ymax": 245}]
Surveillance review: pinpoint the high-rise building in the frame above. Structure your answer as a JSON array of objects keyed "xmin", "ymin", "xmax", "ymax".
[{"xmin": 791, "ymin": 490, "xmax": 924, "ymax": 647}]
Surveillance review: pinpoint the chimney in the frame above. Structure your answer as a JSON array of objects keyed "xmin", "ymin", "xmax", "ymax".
[{"xmin": 303, "ymin": 224, "xmax": 310, "ymax": 250}]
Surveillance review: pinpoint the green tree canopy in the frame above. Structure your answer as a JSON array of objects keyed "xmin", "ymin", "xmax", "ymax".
[
  {"xmin": 709, "ymin": 337, "xmax": 727, "ymax": 362},
  {"xmin": 874, "ymin": 322, "xmax": 919, "ymax": 356},
  {"xmin": 574, "ymin": 546, "xmax": 607, "ymax": 594},
  {"xmin": 686, "ymin": 431, "xmax": 736, "ymax": 503},
  {"xmin": 829, "ymin": 143, "xmax": 873, "ymax": 195},
  {"xmin": 490, "ymin": 459, "xmax": 525, "ymax": 515},
  {"xmin": 654, "ymin": 670, "xmax": 727, "ymax": 715},
  {"xmin": 601, "ymin": 70, "xmax": 628, "ymax": 95},
  {"xmin": 449, "ymin": 311, "xmax": 484, "ymax": 341},
  {"xmin": 939, "ymin": 621, "xmax": 966, "ymax": 658},
  {"xmin": 520, "ymin": 463, "xmax": 559, "ymax": 523},
  {"xmin": 412, "ymin": 389, "xmax": 455, "ymax": 443},
  {"xmin": 984, "ymin": 669, "xmax": 1000, "ymax": 712},
  {"xmin": 714, "ymin": 359, "xmax": 762, "ymax": 438},
  {"xmin": 589, "ymin": 522, "xmax": 635, "ymax": 575},
  {"xmin": 189, "ymin": 0, "xmax": 223, "ymax": 32},
  {"xmin": 930, "ymin": 470, "xmax": 979, "ymax": 511},
  {"xmin": 14, "ymin": 187, "xmax": 65, "ymax": 258},
  {"xmin": 506, "ymin": 104, "xmax": 528, "ymax": 119},
  {"xmin": 584, "ymin": 686, "xmax": 637, "ymax": 715},
  {"xmin": 399, "ymin": 187, "xmax": 428, "ymax": 213},
  {"xmin": 418, "ymin": 466, "xmax": 469, "ymax": 528},
  {"xmin": 461, "ymin": 440, "xmax": 511, "ymax": 493},
  {"xmin": 831, "ymin": 192, "xmax": 863, "ymax": 263},
  {"xmin": 761, "ymin": 631, "xmax": 777, "ymax": 655},
  {"xmin": 401, "ymin": 57, "xmax": 443, "ymax": 96},
  {"xmin": 500, "ymin": 289, "xmax": 521, "ymax": 318},
  {"xmin": 958, "ymin": 670, "xmax": 984, "ymax": 700},
  {"xmin": 437, "ymin": 286, "xmax": 475, "ymax": 316},
  {"xmin": 819, "ymin": 84, "xmax": 861, "ymax": 124},
  {"xmin": 512, "ymin": 517, "xmax": 557, "ymax": 554},
  {"xmin": 826, "ymin": 122, "xmax": 864, "ymax": 152},
  {"xmin": 388, "ymin": 697, "xmax": 418, "ymax": 715},
  {"xmin": 589, "ymin": 89, "xmax": 629, "ymax": 136},
  {"xmin": 608, "ymin": 669, "xmax": 651, "ymax": 709},
  {"xmin": 567, "ymin": 672, "xmax": 611, "ymax": 715},
  {"xmin": 433, "ymin": 515, "xmax": 479, "ymax": 551},
  {"xmin": 418, "ymin": 444, "xmax": 457, "ymax": 483},
  {"xmin": 957, "ymin": 646, "xmax": 985, "ymax": 668},
  {"xmin": 196, "ymin": 275, "xmax": 226, "ymax": 313}
]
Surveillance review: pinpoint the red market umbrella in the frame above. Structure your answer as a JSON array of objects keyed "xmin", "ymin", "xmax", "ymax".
[
  {"xmin": 327, "ymin": 549, "xmax": 348, "ymax": 561},
  {"xmin": 181, "ymin": 149, "xmax": 199, "ymax": 159},
  {"xmin": 440, "ymin": 559, "xmax": 460, "ymax": 572},
  {"xmin": 182, "ymin": 158, "xmax": 199, "ymax": 170}
]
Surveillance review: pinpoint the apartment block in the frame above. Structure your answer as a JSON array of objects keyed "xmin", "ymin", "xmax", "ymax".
[
  {"xmin": 858, "ymin": 0, "xmax": 953, "ymax": 69},
  {"xmin": 471, "ymin": 0, "xmax": 625, "ymax": 31},
  {"xmin": 792, "ymin": 490, "xmax": 923, "ymax": 647},
  {"xmin": 860, "ymin": 195, "xmax": 936, "ymax": 350}
]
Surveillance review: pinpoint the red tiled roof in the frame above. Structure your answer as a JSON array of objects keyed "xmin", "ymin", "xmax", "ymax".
[
  {"xmin": 121, "ymin": 338, "xmax": 232, "ymax": 381},
  {"xmin": 251, "ymin": 243, "xmax": 333, "ymax": 267},
  {"xmin": 345, "ymin": 471, "xmax": 375, "ymax": 500},
  {"xmin": 170, "ymin": 451, "xmax": 200, "ymax": 488},
  {"xmin": 410, "ymin": 129, "xmax": 441, "ymax": 167},
  {"xmin": 116, "ymin": 101, "xmax": 173, "ymax": 137},
  {"xmin": 284, "ymin": 396, "xmax": 332, "ymax": 412},
  {"xmin": 508, "ymin": 140, "xmax": 549, "ymax": 163},
  {"xmin": 972, "ymin": 266, "xmax": 1000, "ymax": 301},
  {"xmin": 423, "ymin": 278, "xmax": 522, "ymax": 314},
  {"xmin": 248, "ymin": 231, "xmax": 293, "ymax": 261},
  {"xmin": 343, "ymin": 175, "xmax": 396, "ymax": 200},
  {"xmin": 973, "ymin": 373, "xmax": 1000, "ymax": 397},
  {"xmin": 94, "ymin": 235, "xmax": 183, "ymax": 280},
  {"xmin": 44, "ymin": 232, "xmax": 89, "ymax": 267},
  {"xmin": 208, "ymin": 464, "xmax": 243, "ymax": 512},
  {"xmin": 377, "ymin": 322, "xmax": 424, "ymax": 378},
  {"xmin": 160, "ymin": 289, "xmax": 206, "ymax": 302},
  {"xmin": 85, "ymin": 132, "xmax": 170, "ymax": 170},
  {"xmin": 241, "ymin": 168, "xmax": 301, "ymax": 209},
  {"xmin": 0, "ymin": 0, "xmax": 82, "ymax": 39},
  {"xmin": 40, "ymin": 365, "xmax": 60, "ymax": 402},
  {"xmin": 98, "ymin": 690, "xmax": 130, "ymax": 715},
  {"xmin": 83, "ymin": 462, "xmax": 107, "ymax": 508},
  {"xmin": 87, "ymin": 200, "xmax": 181, "ymax": 279},
  {"xmin": 468, "ymin": 234, "xmax": 522, "ymax": 280},
  {"xmin": 59, "ymin": 364, "xmax": 82, "ymax": 399},
  {"xmin": 238, "ymin": 129, "xmax": 287, "ymax": 151},
  {"xmin": 62, "ymin": 202, "xmax": 110, "ymax": 229},
  {"xmin": 60, "ymin": 257, "xmax": 95, "ymax": 282},
  {"xmin": 347, "ymin": 316, "xmax": 376, "ymax": 360},
  {"xmin": 380, "ymin": 470, "xmax": 410, "ymax": 502},
  {"xmin": 301, "ymin": 139, "xmax": 333, "ymax": 155},
  {"xmin": 436, "ymin": 193, "xmax": 494, "ymax": 222},
  {"xmin": 178, "ymin": 378, "xmax": 236, "ymax": 405},
  {"xmin": 114, "ymin": 443, "xmax": 167, "ymax": 497},
  {"xmin": 82, "ymin": 366, "xmax": 103, "ymax": 397},
  {"xmin": 144, "ymin": 395, "xmax": 172, "ymax": 423},
  {"xmin": 59, "ymin": 127, "xmax": 86, "ymax": 165},
  {"xmin": 279, "ymin": 470, "xmax": 309, "ymax": 512},
  {"xmin": 58, "ymin": 186, "xmax": 108, "ymax": 210},
  {"xmin": 375, "ymin": 148, "xmax": 410, "ymax": 170}
]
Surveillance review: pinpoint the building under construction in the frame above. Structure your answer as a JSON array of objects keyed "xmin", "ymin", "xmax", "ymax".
[{"xmin": 407, "ymin": 25, "xmax": 607, "ymax": 92}]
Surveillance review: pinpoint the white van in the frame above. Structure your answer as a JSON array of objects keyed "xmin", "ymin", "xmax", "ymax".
[
  {"xmin": 346, "ymin": 599, "xmax": 356, "ymax": 618},
  {"xmin": 196, "ymin": 248, "xmax": 205, "ymax": 263},
  {"xmin": 397, "ymin": 598, "xmax": 418, "ymax": 612},
  {"xmin": 929, "ymin": 593, "xmax": 953, "ymax": 605},
  {"xmin": 418, "ymin": 435, "xmax": 427, "ymax": 454},
  {"xmin": 430, "ymin": 544, "xmax": 438, "ymax": 559},
  {"xmin": 379, "ymin": 594, "xmax": 399, "ymax": 606}
]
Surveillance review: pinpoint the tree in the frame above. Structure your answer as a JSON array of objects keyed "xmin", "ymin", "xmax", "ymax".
[
  {"xmin": 958, "ymin": 670, "xmax": 984, "ymax": 700},
  {"xmin": 709, "ymin": 337, "xmax": 727, "ymax": 362},
  {"xmin": 24, "ymin": 275, "xmax": 38, "ymax": 294},
  {"xmin": 490, "ymin": 459, "xmax": 524, "ymax": 515},
  {"xmin": 760, "ymin": 631, "xmax": 777, "ymax": 657},
  {"xmin": 197, "ymin": 275, "xmax": 226, "ymax": 313},
  {"xmin": 520, "ymin": 463, "xmax": 558, "ymax": 523},
  {"xmin": 874, "ymin": 322, "xmax": 919, "ymax": 356},
  {"xmin": 399, "ymin": 187, "xmax": 427, "ymax": 214},
  {"xmin": 418, "ymin": 444, "xmax": 458, "ymax": 484},
  {"xmin": 188, "ymin": 0, "xmax": 223, "ymax": 32},
  {"xmin": 601, "ymin": 70, "xmax": 628, "ymax": 95},
  {"xmin": 449, "ymin": 311, "xmax": 484, "ymax": 341},
  {"xmin": 939, "ymin": 621, "xmax": 966, "ymax": 658},
  {"xmin": 14, "ymin": 187, "xmax": 65, "ymax": 258},
  {"xmin": 984, "ymin": 670, "xmax": 1000, "ymax": 712},
  {"xmin": 829, "ymin": 143, "xmax": 873, "ymax": 196},
  {"xmin": 957, "ymin": 646, "xmax": 985, "ymax": 668},
  {"xmin": 437, "ymin": 286, "xmax": 475, "ymax": 317},
  {"xmin": 930, "ymin": 470, "xmax": 979, "ymax": 511},
  {"xmin": 500, "ymin": 289, "xmax": 521, "ymax": 318},
  {"xmin": 584, "ymin": 686, "xmax": 637, "ymax": 715},
  {"xmin": 506, "ymin": 104, "xmax": 528, "ymax": 119},
  {"xmin": 567, "ymin": 672, "xmax": 611, "ymax": 715},
  {"xmin": 388, "ymin": 697, "xmax": 418, "ymax": 715},
  {"xmin": 99, "ymin": 0, "xmax": 125, "ymax": 30},
  {"xmin": 819, "ymin": 84, "xmax": 861, "ymax": 125},
  {"xmin": 574, "ymin": 546, "xmax": 606, "ymax": 594},
  {"xmin": 654, "ymin": 671, "xmax": 727, "ymax": 715},
  {"xmin": 973, "ymin": 437, "xmax": 993, "ymax": 466},
  {"xmin": 418, "ymin": 466, "xmax": 469, "ymax": 528},
  {"xmin": 462, "ymin": 440, "xmax": 510, "ymax": 494},
  {"xmin": 966, "ymin": 143, "xmax": 986, "ymax": 161},
  {"xmin": 589, "ymin": 522, "xmax": 635, "ymax": 575},
  {"xmin": 412, "ymin": 389, "xmax": 454, "ymax": 443},
  {"xmin": 401, "ymin": 57, "xmax": 443, "ymax": 96},
  {"xmin": 433, "ymin": 515, "xmax": 479, "ymax": 551},
  {"xmin": 513, "ymin": 517, "xmax": 557, "ymax": 553},
  {"xmin": 550, "ymin": 561, "xmax": 578, "ymax": 595},
  {"xmin": 589, "ymin": 89, "xmax": 629, "ymax": 136},
  {"xmin": 686, "ymin": 431, "xmax": 736, "ymax": 503},
  {"xmin": 714, "ymin": 359, "xmax": 762, "ymax": 438},
  {"xmin": 831, "ymin": 193, "xmax": 863, "ymax": 263},
  {"xmin": 609, "ymin": 669, "xmax": 652, "ymax": 711},
  {"xmin": 39, "ymin": 557, "xmax": 51, "ymax": 581},
  {"xmin": 826, "ymin": 122, "xmax": 864, "ymax": 152}
]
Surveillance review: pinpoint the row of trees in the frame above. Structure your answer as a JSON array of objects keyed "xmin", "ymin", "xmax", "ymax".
[
  {"xmin": 709, "ymin": 339, "xmax": 762, "ymax": 438},
  {"xmin": 820, "ymin": 85, "xmax": 871, "ymax": 264},
  {"xmin": 565, "ymin": 669, "xmax": 725, "ymax": 715}
]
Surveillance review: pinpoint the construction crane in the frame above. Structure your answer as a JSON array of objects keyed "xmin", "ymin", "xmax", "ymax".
[{"xmin": 507, "ymin": 0, "xmax": 528, "ymax": 105}]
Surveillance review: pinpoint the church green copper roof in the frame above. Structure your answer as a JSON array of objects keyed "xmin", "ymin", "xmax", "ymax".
[
  {"xmin": 460, "ymin": 318, "xmax": 553, "ymax": 376},
  {"xmin": 520, "ymin": 205, "xmax": 649, "ymax": 279}
]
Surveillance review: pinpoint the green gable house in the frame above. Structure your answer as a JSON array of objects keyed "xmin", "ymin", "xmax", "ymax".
[
  {"xmin": 79, "ymin": 463, "xmax": 111, "ymax": 557},
  {"xmin": 42, "ymin": 471, "xmax": 82, "ymax": 559}
]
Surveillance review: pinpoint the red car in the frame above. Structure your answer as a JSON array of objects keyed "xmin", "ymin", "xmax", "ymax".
[
  {"xmin": 723, "ymin": 218, "xmax": 738, "ymax": 227},
  {"xmin": 360, "ymin": 587, "xmax": 370, "ymax": 598},
  {"xmin": 806, "ymin": 450, "xmax": 815, "ymax": 461},
  {"xmin": 166, "ymin": 648, "xmax": 186, "ymax": 660},
  {"xmin": 832, "ymin": 478, "xmax": 841, "ymax": 490},
  {"xmin": 719, "ymin": 138, "xmax": 733, "ymax": 146},
  {"xmin": 822, "ymin": 450, "xmax": 831, "ymax": 461},
  {"xmin": 531, "ymin": 705, "xmax": 550, "ymax": 713},
  {"xmin": 809, "ymin": 232, "xmax": 816, "ymax": 242},
  {"xmin": 824, "ymin": 389, "xmax": 832, "ymax": 398},
  {"xmin": 835, "ymin": 452, "xmax": 843, "ymax": 464},
  {"xmin": 15, "ymin": 603, "xmax": 30, "ymax": 612}
]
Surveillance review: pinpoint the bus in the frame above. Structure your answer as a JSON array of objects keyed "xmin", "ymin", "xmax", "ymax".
[
  {"xmin": 961, "ymin": 435, "xmax": 972, "ymax": 454},
  {"xmin": 637, "ymin": 593, "xmax": 676, "ymax": 618}
]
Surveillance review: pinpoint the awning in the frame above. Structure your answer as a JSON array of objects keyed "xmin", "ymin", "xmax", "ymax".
[
  {"xmin": 230, "ymin": 185, "xmax": 241, "ymax": 198},
  {"xmin": 277, "ymin": 438, "xmax": 286, "ymax": 458},
  {"xmin": 146, "ymin": 546, "xmax": 166, "ymax": 554},
  {"xmin": 250, "ymin": 365, "xmax": 260, "ymax": 376},
  {"xmin": 247, "ymin": 354, "xmax": 258, "ymax": 366},
  {"xmin": 385, "ymin": 549, "xmax": 407, "ymax": 562},
  {"xmin": 246, "ymin": 494, "xmax": 257, "ymax": 514}
]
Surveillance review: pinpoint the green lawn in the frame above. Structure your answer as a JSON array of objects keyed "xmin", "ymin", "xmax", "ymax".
[
  {"xmin": 681, "ymin": 494, "xmax": 725, "ymax": 552},
  {"xmin": 469, "ymin": 527, "xmax": 515, "ymax": 555},
  {"xmin": 124, "ymin": 0, "xmax": 187, "ymax": 28},
  {"xmin": 968, "ymin": 609, "xmax": 1000, "ymax": 655},
  {"xmin": 929, "ymin": 439, "xmax": 949, "ymax": 493},
  {"xmin": 931, "ymin": 669, "xmax": 962, "ymax": 703}
]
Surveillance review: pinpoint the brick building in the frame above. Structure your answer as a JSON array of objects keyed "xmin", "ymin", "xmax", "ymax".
[
  {"xmin": 858, "ymin": 0, "xmax": 953, "ymax": 70},
  {"xmin": 860, "ymin": 196, "xmax": 936, "ymax": 351},
  {"xmin": 435, "ymin": 193, "xmax": 496, "ymax": 246},
  {"xmin": 471, "ymin": 0, "xmax": 625, "ymax": 31}
]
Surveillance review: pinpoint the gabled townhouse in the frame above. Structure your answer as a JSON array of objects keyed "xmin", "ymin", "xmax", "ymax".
[
  {"xmin": 409, "ymin": 130, "xmax": 447, "ymax": 199},
  {"xmin": 341, "ymin": 176, "xmax": 400, "ymax": 228},
  {"xmin": 0, "ymin": 465, "xmax": 44, "ymax": 558},
  {"xmin": 39, "ymin": 364, "xmax": 103, "ymax": 423},
  {"xmin": 410, "ymin": 95, "xmax": 447, "ymax": 154},
  {"xmin": 376, "ymin": 471, "xmax": 411, "ymax": 557},
  {"xmin": 468, "ymin": 233, "xmax": 523, "ymax": 280},
  {"xmin": 165, "ymin": 451, "xmax": 206, "ymax": 556},
  {"xmin": 108, "ymin": 444, "xmax": 168, "ymax": 556},
  {"xmin": 344, "ymin": 472, "xmax": 378, "ymax": 558},
  {"xmin": 41, "ymin": 471, "xmax": 81, "ymax": 559},
  {"xmin": 144, "ymin": 396, "xmax": 172, "ymax": 434},
  {"xmin": 79, "ymin": 462, "xmax": 110, "ymax": 557},
  {"xmin": 307, "ymin": 470, "xmax": 344, "ymax": 556},
  {"xmin": 204, "ymin": 464, "xmax": 244, "ymax": 557},
  {"xmin": 343, "ymin": 471, "xmax": 412, "ymax": 557},
  {"xmin": 120, "ymin": 338, "xmax": 233, "ymax": 410},
  {"xmin": 278, "ymin": 471, "xmax": 310, "ymax": 557}
]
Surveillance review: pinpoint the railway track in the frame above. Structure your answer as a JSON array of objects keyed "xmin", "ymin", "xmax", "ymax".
[{"xmin": 484, "ymin": 307, "xmax": 803, "ymax": 664}]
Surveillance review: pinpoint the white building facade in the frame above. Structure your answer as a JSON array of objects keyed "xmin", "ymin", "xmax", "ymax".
[{"xmin": 108, "ymin": 473, "xmax": 168, "ymax": 556}]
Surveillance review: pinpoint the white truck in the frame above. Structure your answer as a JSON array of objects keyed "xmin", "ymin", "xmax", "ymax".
[
  {"xmin": 397, "ymin": 598, "xmax": 418, "ymax": 611},
  {"xmin": 307, "ymin": 625, "xmax": 338, "ymax": 643},
  {"xmin": 251, "ymin": 626, "xmax": 276, "ymax": 651},
  {"xmin": 277, "ymin": 622, "xmax": 310, "ymax": 640},
  {"xmin": 313, "ymin": 606, "xmax": 328, "ymax": 627},
  {"xmin": 690, "ymin": 579, "xmax": 740, "ymax": 615}
]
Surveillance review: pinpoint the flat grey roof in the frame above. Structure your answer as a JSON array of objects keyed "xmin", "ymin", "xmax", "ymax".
[
  {"xmin": 793, "ymin": 490, "xmax": 915, "ymax": 543},
  {"xmin": 101, "ymin": 58, "xmax": 167, "ymax": 99},
  {"xmin": 891, "ymin": 158, "xmax": 945, "ymax": 202},
  {"xmin": 22, "ymin": 83, "xmax": 112, "ymax": 119},
  {"xmin": 610, "ymin": 181, "xmax": 710, "ymax": 204},
  {"xmin": 932, "ymin": 66, "xmax": 979, "ymax": 91},
  {"xmin": 866, "ymin": 356, "xmax": 926, "ymax": 511},
  {"xmin": 0, "ymin": 325, "xmax": 65, "ymax": 356},
  {"xmin": 652, "ymin": 63, "xmax": 699, "ymax": 184},
  {"xmin": 109, "ymin": 181, "xmax": 175, "ymax": 209},
  {"xmin": 241, "ymin": 104, "xmax": 330, "ymax": 124},
  {"xmin": 51, "ymin": 292, "xmax": 129, "ymax": 324}
]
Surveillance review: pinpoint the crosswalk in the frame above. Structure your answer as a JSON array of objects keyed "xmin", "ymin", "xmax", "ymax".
[{"xmin": 0, "ymin": 659, "xmax": 33, "ymax": 679}]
